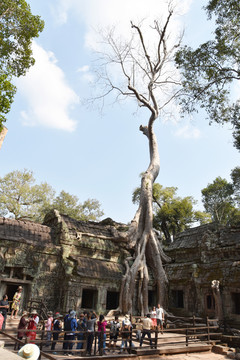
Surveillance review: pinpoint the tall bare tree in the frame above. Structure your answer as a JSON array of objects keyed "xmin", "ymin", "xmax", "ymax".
[{"xmin": 92, "ymin": 6, "xmax": 183, "ymax": 315}]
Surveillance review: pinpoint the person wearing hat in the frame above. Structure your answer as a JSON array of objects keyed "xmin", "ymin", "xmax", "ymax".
[
  {"xmin": 11, "ymin": 286, "xmax": 23, "ymax": 319},
  {"xmin": 51, "ymin": 312, "xmax": 62, "ymax": 354},
  {"xmin": 45, "ymin": 311, "xmax": 53, "ymax": 346},
  {"xmin": 17, "ymin": 311, "xmax": 29, "ymax": 349},
  {"xmin": 26, "ymin": 310, "xmax": 39, "ymax": 342},
  {"xmin": 18, "ymin": 343, "xmax": 40, "ymax": 360},
  {"xmin": 63, "ymin": 309, "xmax": 77, "ymax": 356},
  {"xmin": 119, "ymin": 316, "xmax": 131, "ymax": 354}
]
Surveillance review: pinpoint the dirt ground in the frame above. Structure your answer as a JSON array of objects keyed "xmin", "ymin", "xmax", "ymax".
[{"xmin": 160, "ymin": 352, "xmax": 230, "ymax": 360}]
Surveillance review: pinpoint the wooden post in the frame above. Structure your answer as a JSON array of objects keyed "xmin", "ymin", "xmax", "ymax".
[
  {"xmin": 193, "ymin": 315, "xmax": 196, "ymax": 337},
  {"xmin": 186, "ymin": 327, "xmax": 188, "ymax": 346},
  {"xmin": 155, "ymin": 328, "xmax": 158, "ymax": 349},
  {"xmin": 82, "ymin": 330, "xmax": 87, "ymax": 357},
  {"xmin": 99, "ymin": 329, "xmax": 103, "ymax": 356},
  {"xmin": 206, "ymin": 316, "xmax": 210, "ymax": 343},
  {"xmin": 129, "ymin": 326, "xmax": 132, "ymax": 354},
  {"xmin": 40, "ymin": 325, "xmax": 45, "ymax": 351},
  {"xmin": 94, "ymin": 331, "xmax": 97, "ymax": 355},
  {"xmin": 193, "ymin": 315, "xmax": 195, "ymax": 327}
]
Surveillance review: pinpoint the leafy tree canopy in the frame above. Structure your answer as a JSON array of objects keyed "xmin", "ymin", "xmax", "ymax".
[
  {"xmin": 201, "ymin": 176, "xmax": 240, "ymax": 225},
  {"xmin": 0, "ymin": 169, "xmax": 55, "ymax": 222},
  {"xmin": 0, "ymin": 169, "xmax": 104, "ymax": 223},
  {"xmin": 0, "ymin": 0, "xmax": 44, "ymax": 128},
  {"xmin": 175, "ymin": 0, "xmax": 240, "ymax": 149},
  {"xmin": 133, "ymin": 183, "xmax": 210, "ymax": 242},
  {"xmin": 52, "ymin": 190, "xmax": 104, "ymax": 222},
  {"xmin": 231, "ymin": 166, "xmax": 240, "ymax": 205}
]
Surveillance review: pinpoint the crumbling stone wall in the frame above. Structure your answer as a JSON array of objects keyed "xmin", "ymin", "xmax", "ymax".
[
  {"xmin": 0, "ymin": 216, "xmax": 63, "ymax": 311},
  {"xmin": 1, "ymin": 212, "xmax": 240, "ymax": 325},
  {"xmin": 0, "ymin": 211, "xmax": 129, "ymax": 315},
  {"xmin": 43, "ymin": 210, "xmax": 129, "ymax": 314},
  {"xmin": 165, "ymin": 224, "xmax": 240, "ymax": 327}
]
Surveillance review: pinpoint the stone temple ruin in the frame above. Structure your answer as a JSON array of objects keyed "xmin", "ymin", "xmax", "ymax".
[{"xmin": 0, "ymin": 209, "xmax": 240, "ymax": 328}]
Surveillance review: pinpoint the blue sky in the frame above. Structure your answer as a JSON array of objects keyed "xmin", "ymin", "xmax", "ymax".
[{"xmin": 1, "ymin": 0, "xmax": 239, "ymax": 223}]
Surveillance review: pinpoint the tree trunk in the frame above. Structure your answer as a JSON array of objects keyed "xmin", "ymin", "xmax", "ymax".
[
  {"xmin": 211, "ymin": 280, "xmax": 224, "ymax": 321},
  {"xmin": 118, "ymin": 116, "xmax": 169, "ymax": 315}
]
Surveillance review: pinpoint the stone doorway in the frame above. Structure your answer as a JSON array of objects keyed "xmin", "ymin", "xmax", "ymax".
[
  {"xmin": 81, "ymin": 289, "xmax": 98, "ymax": 309},
  {"xmin": 148, "ymin": 289, "xmax": 157, "ymax": 308},
  {"xmin": 6, "ymin": 284, "xmax": 19, "ymax": 302},
  {"xmin": 106, "ymin": 291, "xmax": 119, "ymax": 310},
  {"xmin": 0, "ymin": 281, "xmax": 31, "ymax": 314}
]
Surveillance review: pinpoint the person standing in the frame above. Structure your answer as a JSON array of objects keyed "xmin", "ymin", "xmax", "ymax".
[
  {"xmin": 45, "ymin": 311, "xmax": 53, "ymax": 346},
  {"xmin": 0, "ymin": 294, "xmax": 9, "ymax": 330},
  {"xmin": 63, "ymin": 310, "xmax": 77, "ymax": 356},
  {"xmin": 151, "ymin": 306, "xmax": 157, "ymax": 329},
  {"xmin": 51, "ymin": 313, "xmax": 62, "ymax": 355},
  {"xmin": 86, "ymin": 311, "xmax": 98, "ymax": 355},
  {"xmin": 108, "ymin": 316, "xmax": 120, "ymax": 352},
  {"xmin": 11, "ymin": 286, "xmax": 23, "ymax": 319},
  {"xmin": 156, "ymin": 303, "xmax": 164, "ymax": 334},
  {"xmin": 119, "ymin": 315, "xmax": 131, "ymax": 354},
  {"xmin": 17, "ymin": 311, "xmax": 29, "ymax": 349},
  {"xmin": 140, "ymin": 314, "xmax": 153, "ymax": 347},
  {"xmin": 97, "ymin": 314, "xmax": 108, "ymax": 354},
  {"xmin": 135, "ymin": 318, "xmax": 143, "ymax": 341},
  {"xmin": 76, "ymin": 313, "xmax": 86, "ymax": 353},
  {"xmin": 26, "ymin": 310, "xmax": 39, "ymax": 343}
]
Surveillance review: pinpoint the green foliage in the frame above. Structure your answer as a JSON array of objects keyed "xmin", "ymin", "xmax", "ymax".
[
  {"xmin": 0, "ymin": 0, "xmax": 44, "ymax": 128},
  {"xmin": 52, "ymin": 190, "xmax": 81, "ymax": 220},
  {"xmin": 133, "ymin": 183, "xmax": 204, "ymax": 242},
  {"xmin": 0, "ymin": 71, "xmax": 16, "ymax": 125},
  {"xmin": 52, "ymin": 191, "xmax": 104, "ymax": 221},
  {"xmin": 231, "ymin": 166, "xmax": 240, "ymax": 204},
  {"xmin": 0, "ymin": 169, "xmax": 104, "ymax": 223},
  {"xmin": 78, "ymin": 198, "xmax": 104, "ymax": 222},
  {"xmin": 0, "ymin": 169, "xmax": 55, "ymax": 222},
  {"xmin": 201, "ymin": 176, "xmax": 239, "ymax": 225},
  {"xmin": 194, "ymin": 211, "xmax": 212, "ymax": 225},
  {"xmin": 175, "ymin": 0, "xmax": 240, "ymax": 149}
]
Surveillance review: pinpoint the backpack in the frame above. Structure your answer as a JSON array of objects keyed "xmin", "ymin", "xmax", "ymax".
[
  {"xmin": 77, "ymin": 320, "xmax": 86, "ymax": 332},
  {"xmin": 122, "ymin": 324, "xmax": 130, "ymax": 338},
  {"xmin": 64, "ymin": 317, "xmax": 73, "ymax": 331},
  {"xmin": 52, "ymin": 319, "xmax": 61, "ymax": 331},
  {"xmin": 110, "ymin": 321, "xmax": 119, "ymax": 336}
]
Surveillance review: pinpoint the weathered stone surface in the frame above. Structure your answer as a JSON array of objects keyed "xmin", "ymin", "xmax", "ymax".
[
  {"xmin": 165, "ymin": 224, "xmax": 240, "ymax": 326},
  {"xmin": 0, "ymin": 210, "xmax": 129, "ymax": 315},
  {"xmin": 0, "ymin": 211, "xmax": 240, "ymax": 324}
]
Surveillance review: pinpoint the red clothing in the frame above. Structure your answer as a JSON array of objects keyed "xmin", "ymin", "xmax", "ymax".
[{"xmin": 27, "ymin": 315, "xmax": 39, "ymax": 342}]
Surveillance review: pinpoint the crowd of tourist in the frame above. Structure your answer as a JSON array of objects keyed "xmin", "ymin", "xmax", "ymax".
[
  {"xmin": 41, "ymin": 303, "xmax": 165, "ymax": 356},
  {"xmin": 0, "ymin": 289, "xmax": 165, "ymax": 357}
]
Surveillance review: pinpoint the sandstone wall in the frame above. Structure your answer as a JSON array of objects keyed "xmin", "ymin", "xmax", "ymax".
[{"xmin": 165, "ymin": 224, "xmax": 240, "ymax": 327}]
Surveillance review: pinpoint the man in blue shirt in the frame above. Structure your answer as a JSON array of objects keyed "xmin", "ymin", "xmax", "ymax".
[{"xmin": 63, "ymin": 310, "xmax": 78, "ymax": 356}]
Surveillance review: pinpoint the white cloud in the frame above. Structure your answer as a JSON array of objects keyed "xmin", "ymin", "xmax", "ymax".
[
  {"xmin": 174, "ymin": 125, "xmax": 201, "ymax": 139},
  {"xmin": 77, "ymin": 65, "xmax": 90, "ymax": 73},
  {"xmin": 16, "ymin": 41, "xmax": 79, "ymax": 132},
  {"xmin": 52, "ymin": 0, "xmax": 193, "ymax": 122},
  {"xmin": 54, "ymin": 0, "xmax": 192, "ymax": 31}
]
